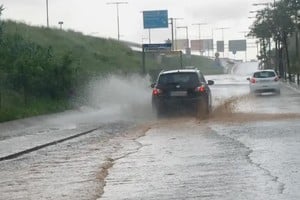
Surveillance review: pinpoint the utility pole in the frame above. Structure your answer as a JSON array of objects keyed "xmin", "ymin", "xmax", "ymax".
[
  {"xmin": 215, "ymin": 27, "xmax": 230, "ymax": 57},
  {"xmin": 169, "ymin": 18, "xmax": 174, "ymax": 50},
  {"xmin": 169, "ymin": 17, "xmax": 183, "ymax": 50},
  {"xmin": 46, "ymin": 0, "xmax": 49, "ymax": 27},
  {"xmin": 192, "ymin": 23, "xmax": 207, "ymax": 55},
  {"xmin": 177, "ymin": 26, "xmax": 189, "ymax": 55},
  {"xmin": 107, "ymin": 1, "xmax": 128, "ymax": 41},
  {"xmin": 296, "ymin": 9, "xmax": 300, "ymax": 85},
  {"xmin": 239, "ymin": 31, "xmax": 249, "ymax": 62}
]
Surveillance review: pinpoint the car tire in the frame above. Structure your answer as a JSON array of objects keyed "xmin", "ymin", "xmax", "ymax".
[
  {"xmin": 154, "ymin": 105, "xmax": 165, "ymax": 118},
  {"xmin": 196, "ymin": 100, "xmax": 209, "ymax": 119}
]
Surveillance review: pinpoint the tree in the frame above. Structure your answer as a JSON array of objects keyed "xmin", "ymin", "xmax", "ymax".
[
  {"xmin": 249, "ymin": 8, "xmax": 273, "ymax": 69},
  {"xmin": 0, "ymin": 5, "xmax": 4, "ymax": 109},
  {"xmin": 0, "ymin": 5, "xmax": 3, "ymax": 39},
  {"xmin": 249, "ymin": 0, "xmax": 296, "ymax": 81}
]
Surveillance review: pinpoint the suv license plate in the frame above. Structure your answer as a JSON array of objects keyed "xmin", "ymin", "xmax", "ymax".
[{"xmin": 170, "ymin": 91, "xmax": 187, "ymax": 96}]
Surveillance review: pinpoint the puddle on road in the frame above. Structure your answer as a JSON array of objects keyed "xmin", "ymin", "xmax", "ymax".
[
  {"xmin": 209, "ymin": 95, "xmax": 300, "ymax": 123},
  {"xmin": 145, "ymin": 93, "xmax": 300, "ymax": 127}
]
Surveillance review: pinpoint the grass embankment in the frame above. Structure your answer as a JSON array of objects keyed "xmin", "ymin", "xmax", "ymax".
[{"xmin": 0, "ymin": 20, "xmax": 223, "ymax": 122}]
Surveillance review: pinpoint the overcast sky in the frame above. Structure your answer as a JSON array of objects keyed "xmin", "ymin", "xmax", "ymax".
[{"xmin": 0, "ymin": 0, "xmax": 269, "ymax": 60}]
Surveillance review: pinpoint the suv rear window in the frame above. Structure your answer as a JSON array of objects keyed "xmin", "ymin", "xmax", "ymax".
[
  {"xmin": 253, "ymin": 71, "xmax": 276, "ymax": 78},
  {"xmin": 158, "ymin": 72, "xmax": 199, "ymax": 86}
]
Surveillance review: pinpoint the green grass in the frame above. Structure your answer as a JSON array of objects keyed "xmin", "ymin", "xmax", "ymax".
[
  {"xmin": 0, "ymin": 90, "xmax": 71, "ymax": 122},
  {"xmin": 3, "ymin": 20, "xmax": 141, "ymax": 74},
  {"xmin": 3, "ymin": 20, "xmax": 222, "ymax": 75}
]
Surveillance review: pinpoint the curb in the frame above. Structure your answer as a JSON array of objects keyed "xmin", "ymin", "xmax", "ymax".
[
  {"xmin": 282, "ymin": 81, "xmax": 300, "ymax": 93},
  {"xmin": 0, "ymin": 128, "xmax": 98, "ymax": 162}
]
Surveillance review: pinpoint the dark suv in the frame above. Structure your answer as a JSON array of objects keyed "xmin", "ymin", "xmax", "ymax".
[{"xmin": 151, "ymin": 68, "xmax": 214, "ymax": 117}]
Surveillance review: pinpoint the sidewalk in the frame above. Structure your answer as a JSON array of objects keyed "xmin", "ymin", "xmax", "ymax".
[{"xmin": 283, "ymin": 79, "xmax": 300, "ymax": 93}]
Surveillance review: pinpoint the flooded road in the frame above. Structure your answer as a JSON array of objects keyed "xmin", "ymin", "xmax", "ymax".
[
  {"xmin": 102, "ymin": 119, "xmax": 300, "ymax": 200},
  {"xmin": 1, "ymin": 62, "xmax": 300, "ymax": 199},
  {"xmin": 101, "ymin": 62, "xmax": 300, "ymax": 199}
]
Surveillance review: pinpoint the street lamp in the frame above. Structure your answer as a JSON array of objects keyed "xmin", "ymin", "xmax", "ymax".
[
  {"xmin": 192, "ymin": 23, "xmax": 207, "ymax": 55},
  {"xmin": 177, "ymin": 26, "xmax": 190, "ymax": 55},
  {"xmin": 177, "ymin": 26, "xmax": 189, "ymax": 47},
  {"xmin": 58, "ymin": 21, "xmax": 63, "ymax": 30},
  {"xmin": 107, "ymin": 1, "xmax": 128, "ymax": 41},
  {"xmin": 252, "ymin": 3, "xmax": 270, "ymax": 6},
  {"xmin": 169, "ymin": 17, "xmax": 184, "ymax": 50},
  {"xmin": 46, "ymin": 0, "xmax": 49, "ymax": 27},
  {"xmin": 215, "ymin": 27, "xmax": 230, "ymax": 42},
  {"xmin": 215, "ymin": 27, "xmax": 230, "ymax": 57},
  {"xmin": 239, "ymin": 31, "xmax": 249, "ymax": 61}
]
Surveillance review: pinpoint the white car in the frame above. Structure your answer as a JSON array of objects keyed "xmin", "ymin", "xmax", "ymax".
[{"xmin": 247, "ymin": 69, "xmax": 281, "ymax": 95}]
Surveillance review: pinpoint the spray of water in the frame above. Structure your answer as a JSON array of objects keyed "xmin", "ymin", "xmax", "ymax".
[{"xmin": 84, "ymin": 74, "xmax": 155, "ymax": 122}]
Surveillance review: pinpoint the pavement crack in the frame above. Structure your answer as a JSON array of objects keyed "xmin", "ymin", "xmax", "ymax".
[
  {"xmin": 210, "ymin": 127, "xmax": 286, "ymax": 194},
  {"xmin": 96, "ymin": 158, "xmax": 114, "ymax": 199},
  {"xmin": 244, "ymin": 146, "xmax": 285, "ymax": 194},
  {"xmin": 97, "ymin": 126, "xmax": 151, "ymax": 199}
]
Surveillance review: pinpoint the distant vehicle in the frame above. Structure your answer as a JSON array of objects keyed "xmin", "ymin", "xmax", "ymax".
[
  {"xmin": 247, "ymin": 69, "xmax": 280, "ymax": 95},
  {"xmin": 151, "ymin": 68, "xmax": 214, "ymax": 118}
]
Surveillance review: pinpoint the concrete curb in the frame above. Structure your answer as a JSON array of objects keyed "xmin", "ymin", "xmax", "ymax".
[{"xmin": 0, "ymin": 127, "xmax": 99, "ymax": 161}]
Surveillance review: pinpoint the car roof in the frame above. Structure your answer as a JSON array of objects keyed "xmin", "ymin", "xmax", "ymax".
[
  {"xmin": 160, "ymin": 68, "xmax": 200, "ymax": 75},
  {"xmin": 253, "ymin": 69, "xmax": 276, "ymax": 73}
]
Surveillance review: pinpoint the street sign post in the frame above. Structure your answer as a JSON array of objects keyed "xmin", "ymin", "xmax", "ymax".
[{"xmin": 142, "ymin": 43, "xmax": 182, "ymax": 74}]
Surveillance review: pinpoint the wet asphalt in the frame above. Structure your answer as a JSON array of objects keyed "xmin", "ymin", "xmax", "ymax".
[
  {"xmin": 1, "ymin": 62, "xmax": 300, "ymax": 199},
  {"xmin": 101, "ymin": 63, "xmax": 300, "ymax": 199},
  {"xmin": 102, "ymin": 119, "xmax": 300, "ymax": 200}
]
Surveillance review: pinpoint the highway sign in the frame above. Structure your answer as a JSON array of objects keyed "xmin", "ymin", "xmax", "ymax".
[
  {"xmin": 217, "ymin": 41, "xmax": 224, "ymax": 52},
  {"xmin": 143, "ymin": 10, "xmax": 168, "ymax": 29},
  {"xmin": 229, "ymin": 40, "xmax": 247, "ymax": 52},
  {"xmin": 142, "ymin": 43, "xmax": 172, "ymax": 51},
  {"xmin": 174, "ymin": 39, "xmax": 189, "ymax": 50},
  {"xmin": 191, "ymin": 39, "xmax": 213, "ymax": 51}
]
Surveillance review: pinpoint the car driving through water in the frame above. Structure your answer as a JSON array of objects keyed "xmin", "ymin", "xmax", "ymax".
[
  {"xmin": 247, "ymin": 69, "xmax": 281, "ymax": 95},
  {"xmin": 151, "ymin": 67, "xmax": 214, "ymax": 117}
]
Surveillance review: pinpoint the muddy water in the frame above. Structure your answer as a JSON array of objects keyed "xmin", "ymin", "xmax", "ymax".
[{"xmin": 209, "ymin": 94, "xmax": 300, "ymax": 123}]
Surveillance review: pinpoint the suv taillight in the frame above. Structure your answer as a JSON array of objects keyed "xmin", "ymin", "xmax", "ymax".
[
  {"xmin": 250, "ymin": 78, "xmax": 256, "ymax": 84},
  {"xmin": 195, "ymin": 86, "xmax": 206, "ymax": 92},
  {"xmin": 152, "ymin": 88, "xmax": 161, "ymax": 96}
]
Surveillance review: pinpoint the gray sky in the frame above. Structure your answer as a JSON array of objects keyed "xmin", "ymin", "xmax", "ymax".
[{"xmin": 0, "ymin": 0, "xmax": 268, "ymax": 60}]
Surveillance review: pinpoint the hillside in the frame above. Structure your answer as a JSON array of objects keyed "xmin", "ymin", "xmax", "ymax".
[
  {"xmin": 3, "ymin": 20, "xmax": 222, "ymax": 75},
  {"xmin": 3, "ymin": 20, "xmax": 141, "ymax": 74}
]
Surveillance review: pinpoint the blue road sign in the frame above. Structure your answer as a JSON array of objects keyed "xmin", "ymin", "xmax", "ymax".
[
  {"xmin": 142, "ymin": 43, "xmax": 172, "ymax": 51},
  {"xmin": 143, "ymin": 10, "xmax": 168, "ymax": 29}
]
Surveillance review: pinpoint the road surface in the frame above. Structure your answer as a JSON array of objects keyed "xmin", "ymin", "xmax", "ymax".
[{"xmin": 1, "ymin": 62, "xmax": 300, "ymax": 199}]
